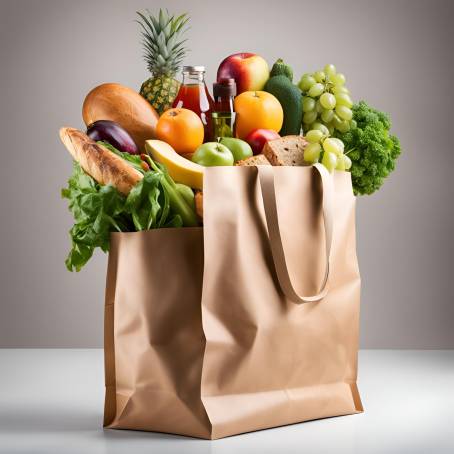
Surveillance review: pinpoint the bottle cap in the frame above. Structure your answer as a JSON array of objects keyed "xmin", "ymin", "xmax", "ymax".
[
  {"xmin": 183, "ymin": 66, "xmax": 206, "ymax": 74},
  {"xmin": 213, "ymin": 78, "xmax": 237, "ymax": 98}
]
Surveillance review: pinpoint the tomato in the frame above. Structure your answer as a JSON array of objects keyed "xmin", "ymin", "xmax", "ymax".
[
  {"xmin": 245, "ymin": 129, "xmax": 280, "ymax": 155},
  {"xmin": 156, "ymin": 108, "xmax": 204, "ymax": 155}
]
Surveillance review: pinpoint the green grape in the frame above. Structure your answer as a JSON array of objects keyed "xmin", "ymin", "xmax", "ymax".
[
  {"xmin": 315, "ymin": 99, "xmax": 323, "ymax": 113},
  {"xmin": 350, "ymin": 119, "xmax": 357, "ymax": 129},
  {"xmin": 314, "ymin": 71, "xmax": 326, "ymax": 83},
  {"xmin": 302, "ymin": 96, "xmax": 316, "ymax": 112},
  {"xmin": 303, "ymin": 110, "xmax": 318, "ymax": 124},
  {"xmin": 323, "ymin": 138, "xmax": 343, "ymax": 156},
  {"xmin": 304, "ymin": 142, "xmax": 322, "ymax": 162},
  {"xmin": 336, "ymin": 156, "xmax": 346, "ymax": 170},
  {"xmin": 327, "ymin": 124, "xmax": 334, "ymax": 135},
  {"xmin": 332, "ymin": 113, "xmax": 343, "ymax": 128},
  {"xmin": 299, "ymin": 74, "xmax": 316, "ymax": 92},
  {"xmin": 332, "ymin": 86, "xmax": 350, "ymax": 96},
  {"xmin": 337, "ymin": 120, "xmax": 351, "ymax": 133},
  {"xmin": 308, "ymin": 83, "xmax": 324, "ymax": 97},
  {"xmin": 332, "ymin": 73, "xmax": 346, "ymax": 86},
  {"xmin": 335, "ymin": 93, "xmax": 353, "ymax": 108},
  {"xmin": 320, "ymin": 92, "xmax": 336, "ymax": 110},
  {"xmin": 324, "ymin": 64, "xmax": 336, "ymax": 78},
  {"xmin": 335, "ymin": 105, "xmax": 352, "ymax": 121},
  {"xmin": 306, "ymin": 129, "xmax": 324, "ymax": 143},
  {"xmin": 321, "ymin": 109, "xmax": 334, "ymax": 123},
  {"xmin": 312, "ymin": 122, "xmax": 329, "ymax": 136},
  {"xmin": 342, "ymin": 154, "xmax": 352, "ymax": 170},
  {"xmin": 330, "ymin": 138, "xmax": 345, "ymax": 153},
  {"xmin": 302, "ymin": 122, "xmax": 314, "ymax": 135},
  {"xmin": 321, "ymin": 150, "xmax": 338, "ymax": 172}
]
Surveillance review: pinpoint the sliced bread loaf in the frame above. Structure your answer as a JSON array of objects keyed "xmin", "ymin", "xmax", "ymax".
[
  {"xmin": 236, "ymin": 154, "xmax": 271, "ymax": 166},
  {"xmin": 262, "ymin": 135, "xmax": 309, "ymax": 166}
]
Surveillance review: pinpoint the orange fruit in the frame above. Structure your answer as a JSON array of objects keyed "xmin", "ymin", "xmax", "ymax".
[
  {"xmin": 156, "ymin": 108, "xmax": 204, "ymax": 154},
  {"xmin": 234, "ymin": 91, "xmax": 284, "ymax": 139}
]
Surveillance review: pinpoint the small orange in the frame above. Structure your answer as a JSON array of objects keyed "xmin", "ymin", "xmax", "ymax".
[
  {"xmin": 234, "ymin": 91, "xmax": 283, "ymax": 139},
  {"xmin": 156, "ymin": 108, "xmax": 204, "ymax": 154}
]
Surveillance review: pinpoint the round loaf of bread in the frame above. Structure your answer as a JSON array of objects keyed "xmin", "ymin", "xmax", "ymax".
[{"xmin": 82, "ymin": 83, "xmax": 159, "ymax": 152}]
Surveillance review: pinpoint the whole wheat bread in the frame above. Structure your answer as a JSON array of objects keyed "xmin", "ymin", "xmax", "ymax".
[
  {"xmin": 262, "ymin": 135, "xmax": 309, "ymax": 166},
  {"xmin": 236, "ymin": 154, "xmax": 271, "ymax": 166}
]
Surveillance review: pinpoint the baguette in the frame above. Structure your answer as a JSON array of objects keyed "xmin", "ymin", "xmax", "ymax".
[{"xmin": 59, "ymin": 127, "xmax": 143, "ymax": 195}]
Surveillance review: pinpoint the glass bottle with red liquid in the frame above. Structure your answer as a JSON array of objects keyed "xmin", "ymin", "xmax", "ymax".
[{"xmin": 172, "ymin": 66, "xmax": 214, "ymax": 142}]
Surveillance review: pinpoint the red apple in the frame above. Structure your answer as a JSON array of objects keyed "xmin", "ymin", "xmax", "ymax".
[
  {"xmin": 245, "ymin": 129, "xmax": 280, "ymax": 155},
  {"xmin": 217, "ymin": 53, "xmax": 269, "ymax": 94}
]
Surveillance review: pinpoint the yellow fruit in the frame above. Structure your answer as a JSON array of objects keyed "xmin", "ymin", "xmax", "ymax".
[{"xmin": 145, "ymin": 140, "xmax": 204, "ymax": 190}]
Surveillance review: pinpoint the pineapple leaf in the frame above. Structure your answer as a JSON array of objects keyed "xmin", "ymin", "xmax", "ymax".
[
  {"xmin": 149, "ymin": 10, "xmax": 160, "ymax": 33},
  {"xmin": 158, "ymin": 9, "xmax": 167, "ymax": 31},
  {"xmin": 137, "ymin": 9, "xmax": 189, "ymax": 77},
  {"xmin": 166, "ymin": 34, "xmax": 176, "ymax": 52},
  {"xmin": 172, "ymin": 13, "xmax": 189, "ymax": 34},
  {"xmin": 162, "ymin": 21, "xmax": 172, "ymax": 40}
]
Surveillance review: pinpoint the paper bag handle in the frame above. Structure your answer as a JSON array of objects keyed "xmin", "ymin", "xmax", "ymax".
[{"xmin": 257, "ymin": 164, "xmax": 334, "ymax": 304}]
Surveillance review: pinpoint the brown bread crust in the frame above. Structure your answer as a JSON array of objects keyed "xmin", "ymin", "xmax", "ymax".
[
  {"xmin": 262, "ymin": 135, "xmax": 309, "ymax": 166},
  {"xmin": 194, "ymin": 191, "xmax": 203, "ymax": 219},
  {"xmin": 236, "ymin": 154, "xmax": 271, "ymax": 166},
  {"xmin": 59, "ymin": 127, "xmax": 143, "ymax": 195}
]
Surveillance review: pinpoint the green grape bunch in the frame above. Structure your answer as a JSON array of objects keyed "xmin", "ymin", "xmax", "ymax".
[
  {"xmin": 298, "ymin": 64, "xmax": 354, "ymax": 135},
  {"xmin": 304, "ymin": 129, "xmax": 351, "ymax": 173}
]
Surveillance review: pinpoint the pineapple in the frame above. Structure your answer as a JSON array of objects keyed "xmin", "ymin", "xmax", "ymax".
[{"xmin": 137, "ymin": 9, "xmax": 189, "ymax": 115}]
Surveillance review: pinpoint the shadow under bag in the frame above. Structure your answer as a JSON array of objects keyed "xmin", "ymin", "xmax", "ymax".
[{"xmin": 103, "ymin": 164, "xmax": 363, "ymax": 439}]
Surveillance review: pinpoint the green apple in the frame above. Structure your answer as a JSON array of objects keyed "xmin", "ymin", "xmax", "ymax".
[
  {"xmin": 192, "ymin": 142, "xmax": 234, "ymax": 167},
  {"xmin": 219, "ymin": 137, "xmax": 253, "ymax": 162}
]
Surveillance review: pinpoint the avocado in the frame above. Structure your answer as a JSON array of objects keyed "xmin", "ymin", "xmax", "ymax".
[
  {"xmin": 265, "ymin": 75, "xmax": 303, "ymax": 136},
  {"xmin": 270, "ymin": 58, "xmax": 294, "ymax": 82}
]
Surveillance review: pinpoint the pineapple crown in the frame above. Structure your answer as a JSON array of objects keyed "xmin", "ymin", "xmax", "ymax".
[{"xmin": 137, "ymin": 9, "xmax": 189, "ymax": 77}]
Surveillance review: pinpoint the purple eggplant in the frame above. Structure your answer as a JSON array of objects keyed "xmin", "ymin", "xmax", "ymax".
[{"xmin": 86, "ymin": 120, "xmax": 139, "ymax": 155}]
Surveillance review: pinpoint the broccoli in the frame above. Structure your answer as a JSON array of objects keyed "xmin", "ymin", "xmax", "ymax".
[{"xmin": 336, "ymin": 101, "xmax": 401, "ymax": 195}]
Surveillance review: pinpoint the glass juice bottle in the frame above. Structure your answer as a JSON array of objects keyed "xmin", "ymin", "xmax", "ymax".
[
  {"xmin": 172, "ymin": 66, "xmax": 214, "ymax": 142},
  {"xmin": 212, "ymin": 78, "xmax": 236, "ymax": 140}
]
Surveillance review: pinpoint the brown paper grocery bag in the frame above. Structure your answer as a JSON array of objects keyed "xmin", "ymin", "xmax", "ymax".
[{"xmin": 104, "ymin": 164, "xmax": 363, "ymax": 439}]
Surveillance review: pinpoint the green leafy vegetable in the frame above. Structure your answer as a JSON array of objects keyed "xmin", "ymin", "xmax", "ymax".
[
  {"xmin": 336, "ymin": 101, "xmax": 401, "ymax": 195},
  {"xmin": 62, "ymin": 143, "xmax": 198, "ymax": 271},
  {"xmin": 98, "ymin": 141, "xmax": 145, "ymax": 175},
  {"xmin": 62, "ymin": 162, "xmax": 129, "ymax": 272},
  {"xmin": 143, "ymin": 155, "xmax": 199, "ymax": 227},
  {"xmin": 124, "ymin": 171, "xmax": 183, "ymax": 230},
  {"xmin": 175, "ymin": 183, "xmax": 196, "ymax": 211}
]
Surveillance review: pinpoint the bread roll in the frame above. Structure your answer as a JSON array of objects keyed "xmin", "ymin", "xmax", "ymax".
[
  {"xmin": 194, "ymin": 191, "xmax": 203, "ymax": 219},
  {"xmin": 82, "ymin": 83, "xmax": 159, "ymax": 152},
  {"xmin": 59, "ymin": 127, "xmax": 143, "ymax": 195}
]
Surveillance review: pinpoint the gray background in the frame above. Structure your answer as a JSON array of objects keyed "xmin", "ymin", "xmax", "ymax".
[{"xmin": 0, "ymin": 0, "xmax": 453, "ymax": 348}]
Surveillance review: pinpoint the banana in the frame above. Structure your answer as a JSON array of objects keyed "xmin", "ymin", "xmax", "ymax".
[{"xmin": 145, "ymin": 140, "xmax": 204, "ymax": 190}]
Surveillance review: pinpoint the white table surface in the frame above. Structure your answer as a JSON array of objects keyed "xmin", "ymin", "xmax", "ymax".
[{"xmin": 0, "ymin": 349, "xmax": 452, "ymax": 454}]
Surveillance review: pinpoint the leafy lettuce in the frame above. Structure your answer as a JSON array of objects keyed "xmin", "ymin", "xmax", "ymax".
[
  {"xmin": 62, "ymin": 162, "xmax": 128, "ymax": 271},
  {"xmin": 62, "ymin": 153, "xmax": 183, "ymax": 272}
]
